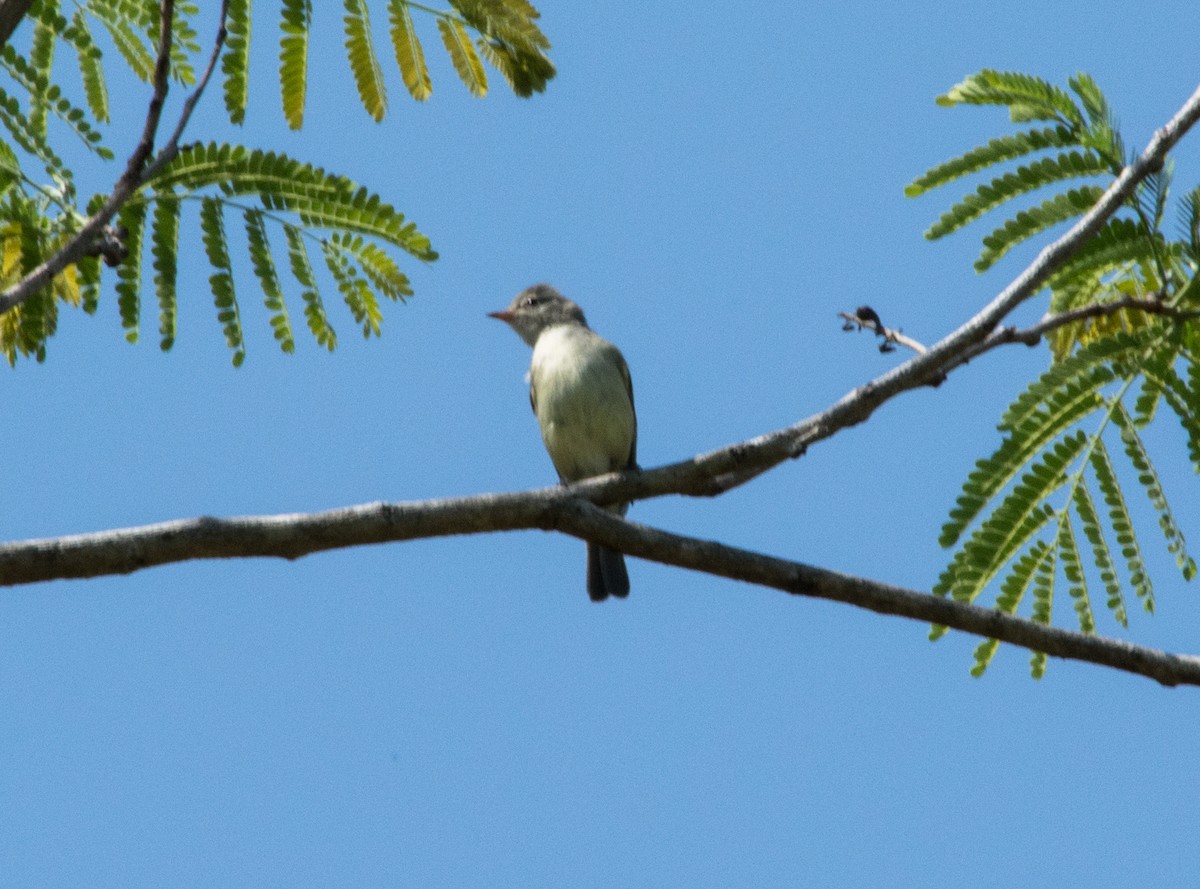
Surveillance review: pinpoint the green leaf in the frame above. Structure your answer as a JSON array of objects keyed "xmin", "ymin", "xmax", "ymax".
[
  {"xmin": 971, "ymin": 540, "xmax": 1053, "ymax": 677},
  {"xmin": 438, "ymin": 16, "xmax": 487, "ymax": 97},
  {"xmin": 1178, "ymin": 186, "xmax": 1200, "ymax": 265},
  {"xmin": 906, "ymin": 126, "xmax": 1079, "ymax": 197},
  {"xmin": 1113, "ymin": 404, "xmax": 1196, "ymax": 580},
  {"xmin": 328, "ymin": 231, "xmax": 412, "ymax": 300},
  {"xmin": 199, "ymin": 197, "xmax": 245, "ymax": 366},
  {"xmin": 1071, "ymin": 481, "xmax": 1126, "ymax": 626},
  {"xmin": 150, "ymin": 191, "xmax": 180, "ymax": 350},
  {"xmin": 387, "ymin": 0, "xmax": 432, "ymax": 101},
  {"xmin": 284, "ymin": 224, "xmax": 336, "ymax": 350},
  {"xmin": 92, "ymin": 10, "xmax": 155, "ymax": 83},
  {"xmin": 1057, "ymin": 512, "xmax": 1094, "ymax": 634},
  {"xmin": 450, "ymin": 0, "xmax": 554, "ymax": 97},
  {"xmin": 975, "ymin": 186, "xmax": 1105, "ymax": 271},
  {"xmin": 1029, "ymin": 545, "xmax": 1057, "ymax": 679},
  {"xmin": 115, "ymin": 200, "xmax": 147, "ymax": 343},
  {"xmin": 244, "ymin": 209, "xmax": 294, "ymax": 354},
  {"xmin": 70, "ymin": 11, "xmax": 110, "ymax": 124},
  {"xmin": 0, "ymin": 86, "xmax": 72, "ymax": 181},
  {"xmin": 0, "ymin": 45, "xmax": 113, "ymax": 159},
  {"xmin": 924, "ymin": 150, "xmax": 1111, "ymax": 241},
  {"xmin": 279, "ymin": 0, "xmax": 311, "ymax": 129},
  {"xmin": 323, "ymin": 240, "xmax": 382, "ymax": 338},
  {"xmin": 222, "ymin": 0, "xmax": 251, "ymax": 124},
  {"xmin": 937, "ymin": 69, "xmax": 1084, "ymax": 127},
  {"xmin": 28, "ymin": 14, "xmax": 55, "ymax": 140},
  {"xmin": 1089, "ymin": 440, "xmax": 1153, "ymax": 613},
  {"xmin": 941, "ymin": 360, "xmax": 1116, "ymax": 549},
  {"xmin": 945, "ymin": 431, "xmax": 1086, "ymax": 605},
  {"xmin": 1045, "ymin": 219, "xmax": 1160, "ymax": 305},
  {"xmin": 344, "ymin": 0, "xmax": 387, "ymax": 121}
]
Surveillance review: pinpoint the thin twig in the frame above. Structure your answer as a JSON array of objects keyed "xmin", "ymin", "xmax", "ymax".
[
  {"xmin": 950, "ymin": 295, "xmax": 1200, "ymax": 367},
  {"xmin": 838, "ymin": 307, "xmax": 929, "ymax": 355}
]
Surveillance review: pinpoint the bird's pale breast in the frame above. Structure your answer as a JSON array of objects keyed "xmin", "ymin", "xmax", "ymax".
[{"xmin": 530, "ymin": 325, "xmax": 635, "ymax": 482}]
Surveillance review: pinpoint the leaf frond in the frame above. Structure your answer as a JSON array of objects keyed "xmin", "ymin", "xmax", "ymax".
[
  {"xmin": 150, "ymin": 191, "xmax": 180, "ymax": 350},
  {"xmin": 924, "ymin": 150, "xmax": 1111, "ymax": 241},
  {"xmin": 936, "ymin": 69, "xmax": 1084, "ymax": 127},
  {"xmin": 905, "ymin": 126, "xmax": 1079, "ymax": 197},
  {"xmin": 199, "ymin": 196, "xmax": 245, "ymax": 366},
  {"xmin": 387, "ymin": 0, "xmax": 431, "ymax": 101},
  {"xmin": 343, "ymin": 0, "xmax": 387, "ymax": 121},
  {"xmin": 279, "ymin": 0, "xmax": 311, "ymax": 129},
  {"xmin": 221, "ymin": 0, "xmax": 251, "ymax": 124},
  {"xmin": 437, "ymin": 16, "xmax": 487, "ymax": 97}
]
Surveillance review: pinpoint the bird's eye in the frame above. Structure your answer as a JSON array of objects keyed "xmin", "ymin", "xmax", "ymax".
[{"xmin": 522, "ymin": 295, "xmax": 540, "ymax": 307}]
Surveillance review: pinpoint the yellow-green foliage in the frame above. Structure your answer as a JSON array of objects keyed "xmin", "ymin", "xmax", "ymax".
[
  {"xmin": 913, "ymin": 71, "xmax": 1200, "ymax": 676},
  {"xmin": 0, "ymin": 1, "xmax": 556, "ymax": 366}
]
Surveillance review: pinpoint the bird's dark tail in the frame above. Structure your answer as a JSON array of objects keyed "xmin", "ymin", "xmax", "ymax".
[{"xmin": 587, "ymin": 543, "xmax": 629, "ymax": 601}]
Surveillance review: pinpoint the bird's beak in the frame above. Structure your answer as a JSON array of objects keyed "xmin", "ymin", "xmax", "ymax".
[{"xmin": 487, "ymin": 310, "xmax": 514, "ymax": 322}]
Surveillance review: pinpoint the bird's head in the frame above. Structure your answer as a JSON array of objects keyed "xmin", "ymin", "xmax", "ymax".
[{"xmin": 488, "ymin": 283, "xmax": 588, "ymax": 346}]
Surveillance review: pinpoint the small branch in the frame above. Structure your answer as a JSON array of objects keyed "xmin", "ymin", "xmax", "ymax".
[
  {"xmin": 948, "ymin": 294, "xmax": 1200, "ymax": 367},
  {"xmin": 0, "ymin": 0, "xmax": 230, "ymax": 316},
  {"xmin": 839, "ymin": 306, "xmax": 929, "ymax": 355}
]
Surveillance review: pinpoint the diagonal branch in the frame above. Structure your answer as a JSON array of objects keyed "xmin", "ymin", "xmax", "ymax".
[
  {"xmin": 3, "ymin": 488, "xmax": 1199, "ymax": 687},
  {"xmin": 0, "ymin": 0, "xmax": 230, "ymax": 316}
]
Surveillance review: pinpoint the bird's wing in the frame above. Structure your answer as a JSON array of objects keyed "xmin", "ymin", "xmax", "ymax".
[{"xmin": 613, "ymin": 346, "xmax": 638, "ymax": 469}]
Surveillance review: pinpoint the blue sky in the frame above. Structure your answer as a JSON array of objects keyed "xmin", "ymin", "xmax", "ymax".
[{"xmin": 3, "ymin": 2, "xmax": 1200, "ymax": 886}]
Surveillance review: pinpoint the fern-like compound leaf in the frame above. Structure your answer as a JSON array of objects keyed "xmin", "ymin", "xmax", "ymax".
[
  {"xmin": 976, "ymin": 186, "xmax": 1105, "ymax": 271},
  {"xmin": 387, "ymin": 0, "xmax": 431, "ymax": 101},
  {"xmin": 1029, "ymin": 545, "xmax": 1057, "ymax": 679},
  {"xmin": 70, "ymin": 10, "xmax": 109, "ymax": 124},
  {"xmin": 941, "ymin": 368, "xmax": 1113, "ymax": 549},
  {"xmin": 328, "ymin": 231, "xmax": 412, "ymax": 301},
  {"xmin": 950, "ymin": 432, "xmax": 1087, "ymax": 604},
  {"xmin": 905, "ymin": 126, "xmax": 1078, "ymax": 197},
  {"xmin": 1089, "ymin": 440, "xmax": 1154, "ymax": 613},
  {"xmin": 0, "ymin": 86, "xmax": 72, "ymax": 182},
  {"xmin": 150, "ymin": 192, "xmax": 180, "ymax": 350},
  {"xmin": 244, "ymin": 210, "xmax": 294, "ymax": 354},
  {"xmin": 323, "ymin": 241, "xmax": 381, "ymax": 338},
  {"xmin": 1071, "ymin": 481, "xmax": 1126, "ymax": 626},
  {"xmin": 115, "ymin": 200, "xmax": 146, "ymax": 343},
  {"xmin": 438, "ymin": 16, "xmax": 487, "ymax": 97},
  {"xmin": 222, "ymin": 0, "xmax": 251, "ymax": 124},
  {"xmin": 284, "ymin": 224, "xmax": 336, "ymax": 351},
  {"xmin": 28, "ymin": 14, "xmax": 55, "ymax": 140},
  {"xmin": 279, "ymin": 0, "xmax": 311, "ymax": 129},
  {"xmin": 0, "ymin": 45, "xmax": 112, "ymax": 158},
  {"xmin": 1113, "ymin": 405, "xmax": 1196, "ymax": 580},
  {"xmin": 343, "ymin": 0, "xmax": 387, "ymax": 121},
  {"xmin": 925, "ymin": 150, "xmax": 1110, "ymax": 241},
  {"xmin": 936, "ymin": 69, "xmax": 1084, "ymax": 127},
  {"xmin": 1057, "ymin": 512, "xmax": 1094, "ymax": 634},
  {"xmin": 199, "ymin": 197, "xmax": 245, "ymax": 366},
  {"xmin": 970, "ymin": 540, "xmax": 1053, "ymax": 677}
]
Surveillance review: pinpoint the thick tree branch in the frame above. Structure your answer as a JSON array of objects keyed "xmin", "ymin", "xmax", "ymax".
[
  {"xmin": 3, "ymin": 489, "xmax": 1199, "ymax": 687},
  {"xmin": 0, "ymin": 0, "xmax": 230, "ymax": 316}
]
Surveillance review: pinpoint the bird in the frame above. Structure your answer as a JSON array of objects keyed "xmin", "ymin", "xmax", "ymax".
[{"xmin": 489, "ymin": 284, "xmax": 637, "ymax": 601}]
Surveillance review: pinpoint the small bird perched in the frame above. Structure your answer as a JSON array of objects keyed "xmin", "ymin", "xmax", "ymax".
[{"xmin": 489, "ymin": 284, "xmax": 637, "ymax": 601}]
